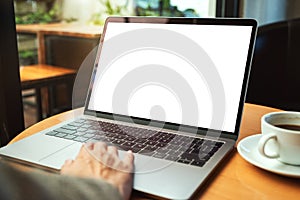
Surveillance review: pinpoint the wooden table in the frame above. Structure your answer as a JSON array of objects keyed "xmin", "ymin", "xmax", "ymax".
[
  {"xmin": 20, "ymin": 64, "xmax": 76, "ymax": 120},
  {"xmin": 17, "ymin": 23, "xmax": 101, "ymax": 119},
  {"xmin": 10, "ymin": 103, "xmax": 300, "ymax": 199},
  {"xmin": 16, "ymin": 23, "xmax": 102, "ymax": 64}
]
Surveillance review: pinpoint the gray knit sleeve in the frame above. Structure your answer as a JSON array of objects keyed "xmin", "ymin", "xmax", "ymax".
[{"xmin": 0, "ymin": 161, "xmax": 123, "ymax": 200}]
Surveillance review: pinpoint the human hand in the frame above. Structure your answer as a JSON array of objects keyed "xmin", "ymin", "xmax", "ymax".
[{"xmin": 61, "ymin": 142, "xmax": 134, "ymax": 200}]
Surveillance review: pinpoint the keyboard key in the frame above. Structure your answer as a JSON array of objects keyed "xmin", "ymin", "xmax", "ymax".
[
  {"xmin": 180, "ymin": 136, "xmax": 194, "ymax": 143},
  {"xmin": 156, "ymin": 142, "xmax": 167, "ymax": 148},
  {"xmin": 86, "ymin": 130, "xmax": 98, "ymax": 134},
  {"xmin": 168, "ymin": 150, "xmax": 182, "ymax": 157},
  {"xmin": 133, "ymin": 143, "xmax": 146, "ymax": 149},
  {"xmin": 190, "ymin": 148, "xmax": 200, "ymax": 154},
  {"xmin": 191, "ymin": 160, "xmax": 206, "ymax": 167},
  {"xmin": 61, "ymin": 125, "xmax": 78, "ymax": 131},
  {"xmin": 197, "ymin": 153, "xmax": 211, "ymax": 161},
  {"xmin": 156, "ymin": 148, "xmax": 170, "ymax": 154},
  {"xmin": 94, "ymin": 131, "xmax": 106, "ymax": 135},
  {"xmin": 181, "ymin": 141, "xmax": 194, "ymax": 148},
  {"xmin": 131, "ymin": 148, "xmax": 141, "ymax": 153},
  {"xmin": 169, "ymin": 140, "xmax": 183, "ymax": 146},
  {"xmin": 74, "ymin": 119, "xmax": 86, "ymax": 123},
  {"xmin": 153, "ymin": 153, "xmax": 166, "ymax": 159},
  {"xmin": 82, "ymin": 133, "xmax": 95, "ymax": 138},
  {"xmin": 123, "ymin": 141, "xmax": 135, "ymax": 147},
  {"xmin": 178, "ymin": 146, "xmax": 189, "ymax": 152},
  {"xmin": 165, "ymin": 155, "xmax": 179, "ymax": 161},
  {"xmin": 135, "ymin": 138, "xmax": 147, "ymax": 144},
  {"xmin": 64, "ymin": 135, "xmax": 76, "ymax": 140},
  {"xmin": 46, "ymin": 131, "xmax": 57, "ymax": 136},
  {"xmin": 159, "ymin": 138, "xmax": 172, "ymax": 143},
  {"xmin": 215, "ymin": 142, "xmax": 224, "ymax": 148},
  {"xmin": 114, "ymin": 134, "xmax": 126, "ymax": 140},
  {"xmin": 73, "ymin": 132, "xmax": 86, "ymax": 136},
  {"xmin": 148, "ymin": 135, "xmax": 161, "ymax": 141},
  {"xmin": 160, "ymin": 133, "xmax": 174, "ymax": 139},
  {"xmin": 180, "ymin": 152, "xmax": 199, "ymax": 161},
  {"xmin": 113, "ymin": 139, "xmax": 125, "ymax": 145},
  {"xmin": 85, "ymin": 120, "xmax": 99, "ymax": 125},
  {"xmin": 123, "ymin": 135, "xmax": 134, "ymax": 141},
  {"xmin": 73, "ymin": 136, "xmax": 89, "ymax": 143},
  {"xmin": 81, "ymin": 124, "xmax": 92, "ymax": 128},
  {"xmin": 77, "ymin": 127, "xmax": 88, "ymax": 132},
  {"xmin": 68, "ymin": 122, "xmax": 83, "ymax": 127},
  {"xmin": 93, "ymin": 135, "xmax": 105, "ymax": 140},
  {"xmin": 166, "ymin": 144, "xmax": 180, "ymax": 151},
  {"xmin": 118, "ymin": 145, "xmax": 132, "ymax": 151},
  {"xmin": 139, "ymin": 146, "xmax": 157, "ymax": 154},
  {"xmin": 99, "ymin": 137, "xmax": 112, "ymax": 143},
  {"xmin": 178, "ymin": 158, "xmax": 192, "ymax": 164},
  {"xmin": 144, "ymin": 145, "xmax": 158, "ymax": 152},
  {"xmin": 145, "ymin": 140, "xmax": 158, "ymax": 146},
  {"xmin": 211, "ymin": 146, "xmax": 220, "ymax": 153},
  {"xmin": 54, "ymin": 128, "xmax": 76, "ymax": 135},
  {"xmin": 192, "ymin": 138, "xmax": 203, "ymax": 145},
  {"xmin": 55, "ymin": 133, "xmax": 67, "ymax": 138}
]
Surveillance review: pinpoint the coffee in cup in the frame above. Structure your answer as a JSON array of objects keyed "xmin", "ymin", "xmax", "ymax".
[{"xmin": 258, "ymin": 111, "xmax": 300, "ymax": 165}]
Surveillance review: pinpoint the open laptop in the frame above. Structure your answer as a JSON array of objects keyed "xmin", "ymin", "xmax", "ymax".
[{"xmin": 0, "ymin": 17, "xmax": 257, "ymax": 199}]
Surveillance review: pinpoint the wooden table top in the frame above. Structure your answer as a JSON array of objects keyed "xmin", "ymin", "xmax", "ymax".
[
  {"xmin": 10, "ymin": 103, "xmax": 300, "ymax": 199},
  {"xmin": 16, "ymin": 23, "xmax": 102, "ymax": 38},
  {"xmin": 20, "ymin": 64, "xmax": 76, "ymax": 89}
]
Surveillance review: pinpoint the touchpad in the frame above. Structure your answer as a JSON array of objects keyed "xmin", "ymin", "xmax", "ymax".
[{"xmin": 41, "ymin": 142, "xmax": 82, "ymax": 169}]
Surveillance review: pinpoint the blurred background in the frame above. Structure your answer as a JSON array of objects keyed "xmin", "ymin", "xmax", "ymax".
[{"xmin": 13, "ymin": 0, "xmax": 300, "ymax": 128}]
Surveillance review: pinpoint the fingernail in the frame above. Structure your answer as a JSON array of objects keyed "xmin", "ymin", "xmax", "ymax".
[
  {"xmin": 84, "ymin": 142, "xmax": 94, "ymax": 149},
  {"xmin": 127, "ymin": 150, "xmax": 133, "ymax": 154}
]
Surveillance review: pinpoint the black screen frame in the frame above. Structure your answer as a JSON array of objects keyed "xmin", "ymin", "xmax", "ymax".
[{"xmin": 84, "ymin": 16, "xmax": 257, "ymax": 140}]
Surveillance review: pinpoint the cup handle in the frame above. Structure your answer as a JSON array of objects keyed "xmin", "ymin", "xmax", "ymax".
[{"xmin": 258, "ymin": 133, "xmax": 279, "ymax": 158}]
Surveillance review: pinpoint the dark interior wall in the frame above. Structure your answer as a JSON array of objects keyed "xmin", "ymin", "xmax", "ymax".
[
  {"xmin": 45, "ymin": 35, "xmax": 99, "ymax": 70},
  {"xmin": 44, "ymin": 35, "xmax": 99, "ymax": 112},
  {"xmin": 246, "ymin": 18, "xmax": 300, "ymax": 111},
  {"xmin": 241, "ymin": 0, "xmax": 300, "ymax": 25},
  {"xmin": 241, "ymin": 0, "xmax": 287, "ymax": 25},
  {"xmin": 286, "ymin": 0, "xmax": 300, "ymax": 19},
  {"xmin": 0, "ymin": 0, "xmax": 25, "ymax": 146}
]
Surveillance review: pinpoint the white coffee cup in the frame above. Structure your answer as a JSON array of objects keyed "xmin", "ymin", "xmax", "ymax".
[{"xmin": 258, "ymin": 111, "xmax": 300, "ymax": 165}]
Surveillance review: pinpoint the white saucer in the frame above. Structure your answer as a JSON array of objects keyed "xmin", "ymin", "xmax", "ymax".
[{"xmin": 237, "ymin": 134, "xmax": 300, "ymax": 178}]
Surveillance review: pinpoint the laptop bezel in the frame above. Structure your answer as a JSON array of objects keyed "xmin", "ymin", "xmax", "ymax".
[{"xmin": 83, "ymin": 16, "xmax": 257, "ymax": 141}]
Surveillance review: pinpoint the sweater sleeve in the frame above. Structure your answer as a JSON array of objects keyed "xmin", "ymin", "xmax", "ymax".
[{"xmin": 0, "ymin": 161, "xmax": 123, "ymax": 200}]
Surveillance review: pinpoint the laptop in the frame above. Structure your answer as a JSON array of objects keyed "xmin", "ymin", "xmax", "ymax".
[{"xmin": 0, "ymin": 17, "xmax": 257, "ymax": 199}]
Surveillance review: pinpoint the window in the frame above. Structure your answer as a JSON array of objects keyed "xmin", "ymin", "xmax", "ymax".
[{"xmin": 135, "ymin": 0, "xmax": 216, "ymax": 17}]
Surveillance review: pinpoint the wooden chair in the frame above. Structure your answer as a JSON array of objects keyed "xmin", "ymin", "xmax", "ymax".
[
  {"xmin": 246, "ymin": 18, "xmax": 300, "ymax": 111},
  {"xmin": 0, "ymin": 0, "xmax": 25, "ymax": 146},
  {"xmin": 20, "ymin": 64, "xmax": 76, "ymax": 121}
]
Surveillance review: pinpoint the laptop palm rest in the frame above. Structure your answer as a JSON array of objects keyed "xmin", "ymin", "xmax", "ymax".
[{"xmin": 0, "ymin": 133, "xmax": 76, "ymax": 168}]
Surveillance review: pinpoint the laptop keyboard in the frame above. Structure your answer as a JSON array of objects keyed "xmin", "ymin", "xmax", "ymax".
[{"xmin": 45, "ymin": 119, "xmax": 224, "ymax": 167}]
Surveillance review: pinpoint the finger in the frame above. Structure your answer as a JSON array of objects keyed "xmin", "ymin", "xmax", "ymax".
[
  {"xmin": 60, "ymin": 159, "xmax": 74, "ymax": 173},
  {"xmin": 64, "ymin": 159, "xmax": 74, "ymax": 165},
  {"xmin": 89, "ymin": 142, "xmax": 108, "ymax": 159},
  {"xmin": 107, "ymin": 145, "xmax": 118, "ymax": 156},
  {"xmin": 94, "ymin": 142, "xmax": 107, "ymax": 152},
  {"xmin": 84, "ymin": 142, "xmax": 95, "ymax": 150},
  {"xmin": 76, "ymin": 145, "xmax": 90, "ymax": 159},
  {"xmin": 61, "ymin": 159, "xmax": 73, "ymax": 169},
  {"xmin": 123, "ymin": 150, "xmax": 134, "ymax": 169}
]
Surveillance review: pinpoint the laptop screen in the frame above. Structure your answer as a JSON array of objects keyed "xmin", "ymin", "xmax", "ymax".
[{"xmin": 87, "ymin": 17, "xmax": 256, "ymax": 133}]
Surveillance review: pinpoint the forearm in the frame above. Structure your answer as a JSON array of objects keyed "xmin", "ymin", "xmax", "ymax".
[{"xmin": 0, "ymin": 161, "xmax": 122, "ymax": 200}]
